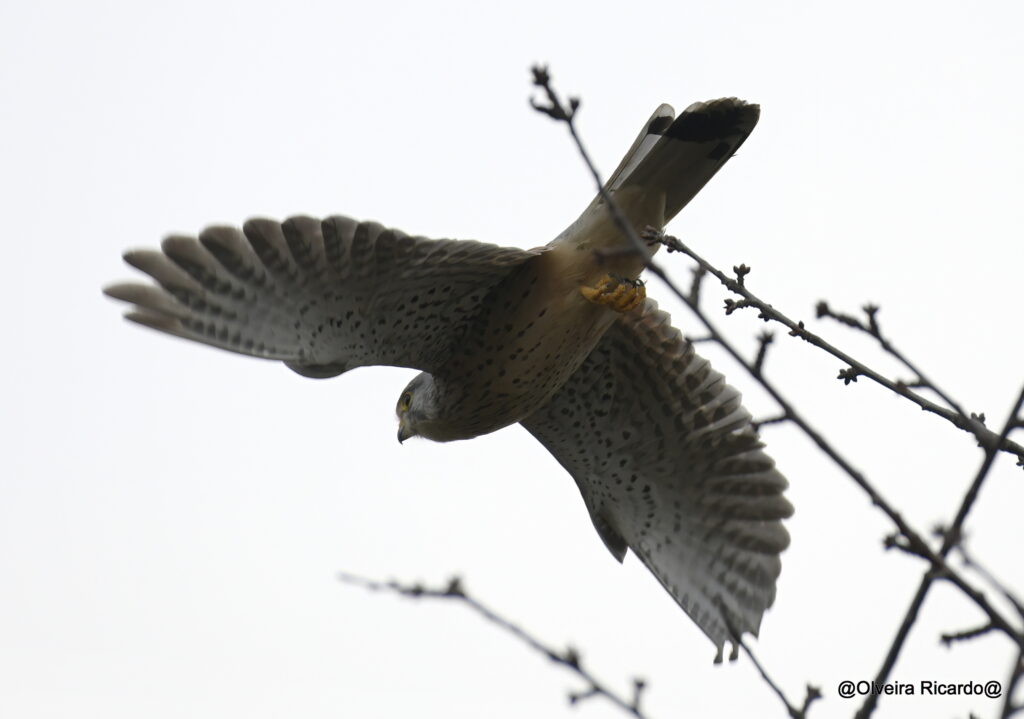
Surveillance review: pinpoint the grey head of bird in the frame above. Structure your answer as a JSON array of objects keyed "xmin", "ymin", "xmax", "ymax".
[{"xmin": 395, "ymin": 373, "xmax": 448, "ymax": 444}]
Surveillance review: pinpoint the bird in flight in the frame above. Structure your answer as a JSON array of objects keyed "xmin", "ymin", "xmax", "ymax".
[{"xmin": 105, "ymin": 98, "xmax": 792, "ymax": 658}]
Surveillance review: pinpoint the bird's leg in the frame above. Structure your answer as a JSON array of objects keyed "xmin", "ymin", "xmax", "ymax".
[{"xmin": 580, "ymin": 274, "xmax": 646, "ymax": 313}]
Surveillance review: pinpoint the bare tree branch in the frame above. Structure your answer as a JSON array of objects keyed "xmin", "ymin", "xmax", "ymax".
[
  {"xmin": 654, "ymin": 232, "xmax": 1024, "ymax": 465},
  {"xmin": 1002, "ymin": 651, "xmax": 1024, "ymax": 719},
  {"xmin": 341, "ymin": 66, "xmax": 1024, "ymax": 719},
  {"xmin": 338, "ymin": 572, "xmax": 650, "ymax": 718},
  {"xmin": 940, "ymin": 623, "xmax": 997, "ymax": 647},
  {"xmin": 816, "ymin": 301, "xmax": 969, "ymax": 417},
  {"xmin": 529, "ymin": 65, "xmax": 655, "ymax": 273},
  {"xmin": 529, "ymin": 65, "xmax": 1024, "ymax": 719},
  {"xmin": 956, "ymin": 545, "xmax": 1024, "ymax": 622},
  {"xmin": 753, "ymin": 330, "xmax": 775, "ymax": 377},
  {"xmin": 647, "ymin": 238, "xmax": 1024, "ymax": 657},
  {"xmin": 857, "ymin": 384, "xmax": 1024, "ymax": 718},
  {"xmin": 738, "ymin": 637, "xmax": 821, "ymax": 719}
]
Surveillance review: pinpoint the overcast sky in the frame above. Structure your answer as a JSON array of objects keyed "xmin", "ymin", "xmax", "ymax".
[{"xmin": 2, "ymin": 1, "xmax": 1023, "ymax": 718}]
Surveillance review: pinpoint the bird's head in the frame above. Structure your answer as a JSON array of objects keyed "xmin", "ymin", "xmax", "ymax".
[{"xmin": 396, "ymin": 373, "xmax": 441, "ymax": 443}]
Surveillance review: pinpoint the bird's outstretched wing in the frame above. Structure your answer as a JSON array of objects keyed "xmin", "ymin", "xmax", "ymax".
[
  {"xmin": 105, "ymin": 216, "xmax": 540, "ymax": 377},
  {"xmin": 520, "ymin": 299, "xmax": 792, "ymax": 654}
]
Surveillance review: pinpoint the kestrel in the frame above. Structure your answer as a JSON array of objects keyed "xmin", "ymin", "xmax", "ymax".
[{"xmin": 105, "ymin": 98, "xmax": 792, "ymax": 656}]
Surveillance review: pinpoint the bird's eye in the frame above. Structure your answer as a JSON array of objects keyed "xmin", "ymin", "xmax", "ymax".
[{"xmin": 399, "ymin": 392, "xmax": 412, "ymax": 411}]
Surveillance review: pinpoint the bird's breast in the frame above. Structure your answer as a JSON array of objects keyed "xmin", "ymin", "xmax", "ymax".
[{"xmin": 434, "ymin": 251, "xmax": 620, "ymax": 439}]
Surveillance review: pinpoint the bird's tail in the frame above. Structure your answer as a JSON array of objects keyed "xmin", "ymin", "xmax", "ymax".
[{"xmin": 601, "ymin": 98, "xmax": 760, "ymax": 226}]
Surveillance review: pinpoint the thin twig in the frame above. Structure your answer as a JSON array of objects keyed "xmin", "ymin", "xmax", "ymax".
[
  {"xmin": 652, "ymin": 232, "xmax": 1024, "ymax": 465},
  {"xmin": 817, "ymin": 302, "xmax": 969, "ymax": 419},
  {"xmin": 649, "ymin": 237, "xmax": 1024, "ymax": 656},
  {"xmin": 1002, "ymin": 651, "xmax": 1024, "ymax": 719},
  {"xmin": 856, "ymin": 384, "xmax": 1024, "ymax": 718},
  {"xmin": 688, "ymin": 265, "xmax": 707, "ymax": 306},
  {"xmin": 752, "ymin": 414, "xmax": 790, "ymax": 432},
  {"xmin": 738, "ymin": 639, "xmax": 821, "ymax": 718},
  {"xmin": 958, "ymin": 542, "xmax": 1024, "ymax": 718},
  {"xmin": 753, "ymin": 331, "xmax": 774, "ymax": 377},
  {"xmin": 530, "ymin": 66, "xmax": 679, "ymax": 295},
  {"xmin": 338, "ymin": 572, "xmax": 649, "ymax": 718},
  {"xmin": 940, "ymin": 623, "xmax": 997, "ymax": 647},
  {"xmin": 956, "ymin": 545, "xmax": 1024, "ymax": 622}
]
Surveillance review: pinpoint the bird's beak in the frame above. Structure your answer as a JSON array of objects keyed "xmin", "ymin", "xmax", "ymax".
[{"xmin": 397, "ymin": 422, "xmax": 412, "ymax": 444}]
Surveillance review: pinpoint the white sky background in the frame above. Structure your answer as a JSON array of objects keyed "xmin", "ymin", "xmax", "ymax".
[{"xmin": 2, "ymin": 1, "xmax": 1022, "ymax": 717}]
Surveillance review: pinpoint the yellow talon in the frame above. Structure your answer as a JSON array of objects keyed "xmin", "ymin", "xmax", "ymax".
[{"xmin": 580, "ymin": 274, "xmax": 646, "ymax": 313}]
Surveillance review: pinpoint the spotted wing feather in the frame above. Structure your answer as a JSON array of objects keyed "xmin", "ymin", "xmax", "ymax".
[
  {"xmin": 105, "ymin": 216, "xmax": 540, "ymax": 376},
  {"xmin": 521, "ymin": 299, "xmax": 792, "ymax": 653}
]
